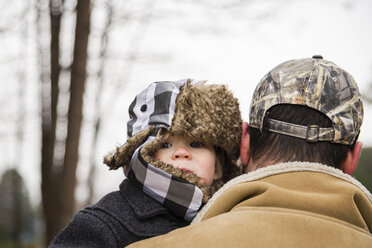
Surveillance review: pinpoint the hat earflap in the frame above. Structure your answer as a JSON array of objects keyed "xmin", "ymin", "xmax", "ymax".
[{"xmin": 103, "ymin": 126, "xmax": 154, "ymax": 170}]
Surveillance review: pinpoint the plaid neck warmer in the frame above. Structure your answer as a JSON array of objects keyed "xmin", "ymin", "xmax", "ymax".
[
  {"xmin": 124, "ymin": 79, "xmax": 205, "ymax": 222},
  {"xmin": 124, "ymin": 135, "xmax": 204, "ymax": 222}
]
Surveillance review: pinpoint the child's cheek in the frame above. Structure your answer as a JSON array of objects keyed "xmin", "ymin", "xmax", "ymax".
[{"xmin": 199, "ymin": 178, "xmax": 207, "ymax": 185}]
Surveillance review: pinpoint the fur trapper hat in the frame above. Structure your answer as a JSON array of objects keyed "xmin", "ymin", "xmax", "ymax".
[{"xmin": 104, "ymin": 79, "xmax": 242, "ymax": 202}]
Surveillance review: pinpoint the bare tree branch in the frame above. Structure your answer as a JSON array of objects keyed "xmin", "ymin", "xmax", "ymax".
[{"xmin": 108, "ymin": 0, "xmax": 157, "ymax": 116}]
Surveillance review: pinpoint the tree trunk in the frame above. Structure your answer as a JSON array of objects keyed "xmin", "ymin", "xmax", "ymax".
[
  {"xmin": 40, "ymin": 0, "xmax": 91, "ymax": 244},
  {"xmin": 39, "ymin": 0, "xmax": 62, "ymax": 244},
  {"xmin": 45, "ymin": 1, "xmax": 64, "ymax": 243},
  {"xmin": 60, "ymin": 0, "xmax": 91, "ymax": 225}
]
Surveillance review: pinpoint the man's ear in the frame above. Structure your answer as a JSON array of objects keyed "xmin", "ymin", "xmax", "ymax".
[
  {"xmin": 240, "ymin": 122, "xmax": 251, "ymax": 166},
  {"xmin": 214, "ymin": 160, "xmax": 223, "ymax": 180},
  {"xmin": 340, "ymin": 141, "xmax": 362, "ymax": 175}
]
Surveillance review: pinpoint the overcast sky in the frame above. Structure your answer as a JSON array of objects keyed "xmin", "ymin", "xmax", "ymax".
[{"xmin": 1, "ymin": 0, "xmax": 372, "ymax": 205}]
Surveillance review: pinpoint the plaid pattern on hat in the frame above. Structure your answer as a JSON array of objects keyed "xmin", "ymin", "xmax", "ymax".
[
  {"xmin": 127, "ymin": 134, "xmax": 204, "ymax": 222},
  {"xmin": 249, "ymin": 56, "xmax": 364, "ymax": 145},
  {"xmin": 127, "ymin": 79, "xmax": 199, "ymax": 138}
]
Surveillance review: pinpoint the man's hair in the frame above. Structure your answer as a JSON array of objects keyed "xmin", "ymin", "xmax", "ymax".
[{"xmin": 249, "ymin": 104, "xmax": 352, "ymax": 169}]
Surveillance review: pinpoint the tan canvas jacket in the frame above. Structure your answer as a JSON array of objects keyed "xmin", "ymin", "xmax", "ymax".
[{"xmin": 127, "ymin": 162, "xmax": 372, "ymax": 248}]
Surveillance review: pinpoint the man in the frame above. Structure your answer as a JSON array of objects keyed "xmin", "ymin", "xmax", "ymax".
[{"xmin": 128, "ymin": 56, "xmax": 372, "ymax": 248}]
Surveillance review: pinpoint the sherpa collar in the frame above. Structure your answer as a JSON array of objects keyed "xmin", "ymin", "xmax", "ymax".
[{"xmin": 193, "ymin": 161, "xmax": 372, "ymax": 224}]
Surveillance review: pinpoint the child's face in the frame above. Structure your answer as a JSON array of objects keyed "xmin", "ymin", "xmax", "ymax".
[{"xmin": 155, "ymin": 135, "xmax": 221, "ymax": 186}]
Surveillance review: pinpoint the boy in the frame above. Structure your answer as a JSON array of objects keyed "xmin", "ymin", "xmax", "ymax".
[{"xmin": 49, "ymin": 79, "xmax": 242, "ymax": 247}]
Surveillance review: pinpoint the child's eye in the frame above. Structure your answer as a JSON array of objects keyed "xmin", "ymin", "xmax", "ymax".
[
  {"xmin": 190, "ymin": 142, "xmax": 204, "ymax": 148},
  {"xmin": 160, "ymin": 142, "xmax": 171, "ymax": 149}
]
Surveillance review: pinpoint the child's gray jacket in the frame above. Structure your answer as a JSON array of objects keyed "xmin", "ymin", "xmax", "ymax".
[{"xmin": 49, "ymin": 179, "xmax": 187, "ymax": 248}]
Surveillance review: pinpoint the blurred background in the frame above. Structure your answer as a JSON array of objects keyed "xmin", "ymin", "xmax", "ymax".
[{"xmin": 1, "ymin": 0, "xmax": 372, "ymax": 247}]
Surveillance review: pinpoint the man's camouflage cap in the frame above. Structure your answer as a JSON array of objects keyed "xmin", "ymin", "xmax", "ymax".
[{"xmin": 249, "ymin": 55, "xmax": 364, "ymax": 145}]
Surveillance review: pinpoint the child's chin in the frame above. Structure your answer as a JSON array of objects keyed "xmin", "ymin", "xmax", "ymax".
[{"xmin": 199, "ymin": 178, "xmax": 209, "ymax": 186}]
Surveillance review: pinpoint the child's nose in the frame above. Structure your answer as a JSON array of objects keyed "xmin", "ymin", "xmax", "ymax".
[{"xmin": 173, "ymin": 147, "xmax": 191, "ymax": 160}]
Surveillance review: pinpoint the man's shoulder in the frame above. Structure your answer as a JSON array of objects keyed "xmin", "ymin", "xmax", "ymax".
[{"xmin": 194, "ymin": 162, "xmax": 372, "ymax": 223}]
